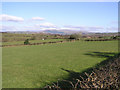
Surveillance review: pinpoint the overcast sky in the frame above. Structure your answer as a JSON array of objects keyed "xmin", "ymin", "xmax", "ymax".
[{"xmin": 0, "ymin": 2, "xmax": 118, "ymax": 32}]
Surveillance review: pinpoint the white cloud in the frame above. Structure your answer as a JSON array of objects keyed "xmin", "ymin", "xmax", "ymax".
[
  {"xmin": 23, "ymin": 23, "xmax": 58, "ymax": 31},
  {"xmin": 0, "ymin": 25, "xmax": 2, "ymax": 32},
  {"xmin": 63, "ymin": 25, "xmax": 104, "ymax": 31},
  {"xmin": 0, "ymin": 25, "xmax": 17, "ymax": 32},
  {"xmin": 23, "ymin": 24, "xmax": 106, "ymax": 32},
  {"xmin": 0, "ymin": 14, "xmax": 24, "ymax": 22},
  {"xmin": 1, "ymin": 22, "xmax": 57, "ymax": 32},
  {"xmin": 32, "ymin": 17, "xmax": 45, "ymax": 21},
  {"xmin": 36, "ymin": 22, "xmax": 56, "ymax": 28},
  {"xmin": 111, "ymin": 21, "xmax": 118, "ymax": 24},
  {"xmin": 88, "ymin": 26, "xmax": 104, "ymax": 30},
  {"xmin": 63, "ymin": 25, "xmax": 88, "ymax": 30},
  {"xmin": 106, "ymin": 27, "xmax": 118, "ymax": 31},
  {"xmin": 1, "ymin": 22, "xmax": 118, "ymax": 33}
]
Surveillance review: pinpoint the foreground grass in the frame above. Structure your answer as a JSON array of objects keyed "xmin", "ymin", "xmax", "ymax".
[
  {"xmin": 45, "ymin": 53, "xmax": 120, "ymax": 89},
  {"xmin": 2, "ymin": 40, "xmax": 118, "ymax": 88}
]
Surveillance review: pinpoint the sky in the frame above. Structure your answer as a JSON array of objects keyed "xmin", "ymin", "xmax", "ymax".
[{"xmin": 0, "ymin": 2, "xmax": 118, "ymax": 32}]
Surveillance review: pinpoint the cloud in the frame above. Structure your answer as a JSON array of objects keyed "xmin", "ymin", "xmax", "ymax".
[
  {"xmin": 106, "ymin": 27, "xmax": 118, "ymax": 31},
  {"xmin": 63, "ymin": 25, "xmax": 87, "ymax": 31},
  {"xmin": 63, "ymin": 25, "xmax": 104, "ymax": 31},
  {"xmin": 111, "ymin": 21, "xmax": 118, "ymax": 24},
  {"xmin": 0, "ymin": 25, "xmax": 17, "ymax": 32},
  {"xmin": 23, "ymin": 24, "xmax": 105, "ymax": 32},
  {"xmin": 1, "ymin": 22, "xmax": 57, "ymax": 32},
  {"xmin": 64, "ymin": 25, "xmax": 86, "ymax": 29},
  {"xmin": 1, "ymin": 22, "xmax": 118, "ymax": 33},
  {"xmin": 36, "ymin": 22, "xmax": 57, "ymax": 28},
  {"xmin": 88, "ymin": 26, "xmax": 104, "ymax": 30},
  {"xmin": 23, "ymin": 22, "xmax": 58, "ymax": 31},
  {"xmin": 32, "ymin": 17, "xmax": 45, "ymax": 21},
  {"xmin": 0, "ymin": 14, "xmax": 24, "ymax": 22}
]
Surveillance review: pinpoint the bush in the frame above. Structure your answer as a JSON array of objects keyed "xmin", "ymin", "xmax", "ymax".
[
  {"xmin": 69, "ymin": 34, "xmax": 81, "ymax": 40},
  {"xmin": 45, "ymin": 53, "xmax": 120, "ymax": 89},
  {"xmin": 24, "ymin": 39, "xmax": 30, "ymax": 45}
]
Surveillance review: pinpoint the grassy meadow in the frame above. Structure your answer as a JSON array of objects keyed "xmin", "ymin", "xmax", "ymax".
[{"xmin": 2, "ymin": 40, "xmax": 118, "ymax": 88}]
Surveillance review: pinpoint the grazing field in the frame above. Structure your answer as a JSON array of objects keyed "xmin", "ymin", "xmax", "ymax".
[
  {"xmin": 2, "ymin": 39, "xmax": 64, "ymax": 46},
  {"xmin": 2, "ymin": 40, "xmax": 118, "ymax": 88}
]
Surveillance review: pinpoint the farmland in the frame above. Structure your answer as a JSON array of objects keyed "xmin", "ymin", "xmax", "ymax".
[
  {"xmin": 2, "ymin": 39, "xmax": 64, "ymax": 46},
  {"xmin": 1, "ymin": 2, "xmax": 119, "ymax": 89},
  {"xmin": 2, "ymin": 40, "xmax": 118, "ymax": 88}
]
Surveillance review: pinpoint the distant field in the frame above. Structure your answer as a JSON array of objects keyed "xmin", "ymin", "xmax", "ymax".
[
  {"xmin": 2, "ymin": 39, "xmax": 64, "ymax": 45},
  {"xmin": 2, "ymin": 40, "xmax": 118, "ymax": 88},
  {"xmin": 2, "ymin": 33, "xmax": 67, "ymax": 43}
]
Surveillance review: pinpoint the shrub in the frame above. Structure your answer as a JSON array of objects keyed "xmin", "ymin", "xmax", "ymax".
[
  {"xmin": 45, "ymin": 54, "xmax": 120, "ymax": 89},
  {"xmin": 69, "ymin": 34, "xmax": 81, "ymax": 40},
  {"xmin": 24, "ymin": 39, "xmax": 30, "ymax": 45}
]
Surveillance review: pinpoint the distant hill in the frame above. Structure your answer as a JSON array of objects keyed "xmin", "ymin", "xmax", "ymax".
[
  {"xmin": 1, "ymin": 30, "xmax": 86, "ymax": 35},
  {"xmin": 43, "ymin": 30, "xmax": 64, "ymax": 34},
  {"xmin": 42, "ymin": 30, "xmax": 82, "ymax": 35},
  {"xmin": 1, "ymin": 30, "xmax": 117, "ymax": 35}
]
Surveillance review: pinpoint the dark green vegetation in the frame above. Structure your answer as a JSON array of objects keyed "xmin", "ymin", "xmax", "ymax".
[
  {"xmin": 46, "ymin": 52, "xmax": 120, "ymax": 89},
  {"xmin": 24, "ymin": 39, "xmax": 30, "ymax": 45},
  {"xmin": 69, "ymin": 33, "xmax": 81, "ymax": 40},
  {"xmin": 2, "ymin": 40, "xmax": 118, "ymax": 88}
]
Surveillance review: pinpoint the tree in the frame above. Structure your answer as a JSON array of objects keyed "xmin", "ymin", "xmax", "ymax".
[
  {"xmin": 69, "ymin": 34, "xmax": 76, "ymax": 39},
  {"xmin": 24, "ymin": 39, "xmax": 30, "ymax": 45},
  {"xmin": 69, "ymin": 33, "xmax": 81, "ymax": 40}
]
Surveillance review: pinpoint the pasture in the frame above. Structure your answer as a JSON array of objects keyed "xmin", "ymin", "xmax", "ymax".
[
  {"xmin": 2, "ymin": 39, "xmax": 64, "ymax": 46},
  {"xmin": 2, "ymin": 40, "xmax": 118, "ymax": 88}
]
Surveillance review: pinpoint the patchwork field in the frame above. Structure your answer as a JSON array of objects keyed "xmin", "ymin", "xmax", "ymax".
[
  {"xmin": 2, "ymin": 39, "xmax": 64, "ymax": 46},
  {"xmin": 2, "ymin": 40, "xmax": 118, "ymax": 88}
]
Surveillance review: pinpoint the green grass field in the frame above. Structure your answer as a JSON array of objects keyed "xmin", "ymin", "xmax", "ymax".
[
  {"xmin": 2, "ymin": 40, "xmax": 118, "ymax": 88},
  {"xmin": 2, "ymin": 39, "xmax": 64, "ymax": 45}
]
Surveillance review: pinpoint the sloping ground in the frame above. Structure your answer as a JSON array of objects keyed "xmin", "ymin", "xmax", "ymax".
[
  {"xmin": 1, "ymin": 40, "xmax": 65, "ymax": 47},
  {"xmin": 45, "ymin": 53, "xmax": 120, "ymax": 89},
  {"xmin": 1, "ymin": 39, "xmax": 65, "ymax": 47},
  {"xmin": 2, "ymin": 41, "xmax": 118, "ymax": 88}
]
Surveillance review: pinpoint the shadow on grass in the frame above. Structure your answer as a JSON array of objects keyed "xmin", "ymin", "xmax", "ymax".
[{"xmin": 44, "ymin": 51, "xmax": 119, "ymax": 88}]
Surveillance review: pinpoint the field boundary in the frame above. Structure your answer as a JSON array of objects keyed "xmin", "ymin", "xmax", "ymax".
[
  {"xmin": 1, "ymin": 39, "xmax": 118, "ymax": 47},
  {"xmin": 1, "ymin": 40, "xmax": 71, "ymax": 47},
  {"xmin": 85, "ymin": 39, "xmax": 119, "ymax": 41}
]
